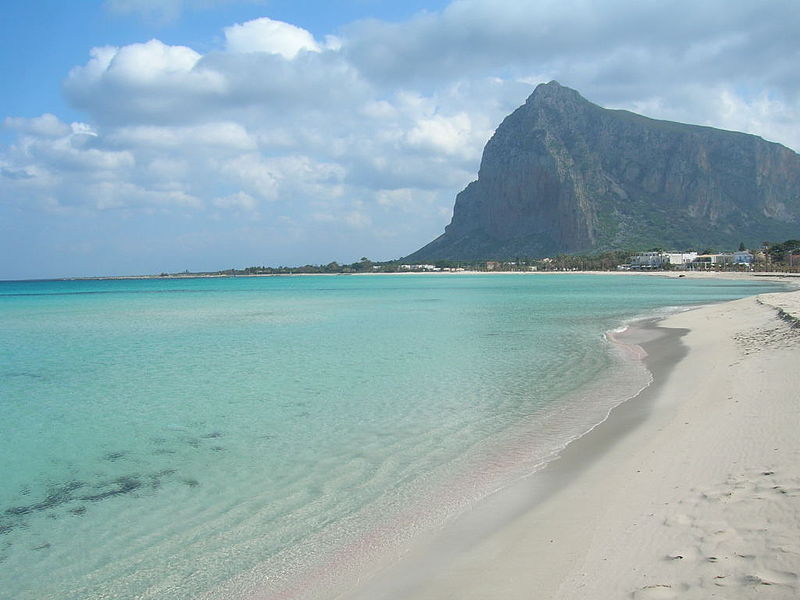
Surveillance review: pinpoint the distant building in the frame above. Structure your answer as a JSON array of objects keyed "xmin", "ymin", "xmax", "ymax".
[
  {"xmin": 630, "ymin": 252, "xmax": 667, "ymax": 269},
  {"xmin": 733, "ymin": 251, "xmax": 754, "ymax": 264},
  {"xmin": 692, "ymin": 254, "xmax": 721, "ymax": 266},
  {"xmin": 664, "ymin": 252, "xmax": 698, "ymax": 266},
  {"xmin": 691, "ymin": 253, "xmax": 736, "ymax": 268},
  {"xmin": 629, "ymin": 251, "xmax": 698, "ymax": 269}
]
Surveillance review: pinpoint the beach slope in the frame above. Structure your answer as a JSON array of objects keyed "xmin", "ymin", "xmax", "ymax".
[{"xmin": 397, "ymin": 290, "xmax": 800, "ymax": 599}]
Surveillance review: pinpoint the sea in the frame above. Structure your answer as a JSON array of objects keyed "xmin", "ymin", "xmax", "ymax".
[{"xmin": 0, "ymin": 273, "xmax": 787, "ymax": 599}]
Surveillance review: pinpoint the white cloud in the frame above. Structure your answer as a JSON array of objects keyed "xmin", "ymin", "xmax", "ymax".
[
  {"xmin": 3, "ymin": 0, "xmax": 800, "ymax": 277},
  {"xmin": 406, "ymin": 112, "xmax": 485, "ymax": 159},
  {"xmin": 376, "ymin": 188, "xmax": 436, "ymax": 210},
  {"xmin": 715, "ymin": 89, "xmax": 799, "ymax": 148},
  {"xmin": 71, "ymin": 122, "xmax": 98, "ymax": 136},
  {"xmin": 109, "ymin": 122, "xmax": 256, "ymax": 150},
  {"xmin": 224, "ymin": 17, "xmax": 320, "ymax": 58},
  {"xmin": 104, "ymin": 39, "xmax": 203, "ymax": 84},
  {"xmin": 218, "ymin": 153, "xmax": 280, "ymax": 200},
  {"xmin": 144, "ymin": 157, "xmax": 190, "ymax": 182},
  {"xmin": 6, "ymin": 122, "xmax": 135, "ymax": 175},
  {"xmin": 64, "ymin": 40, "xmax": 227, "ymax": 124},
  {"xmin": 311, "ymin": 209, "xmax": 372, "ymax": 229},
  {"xmin": 35, "ymin": 138, "xmax": 135, "ymax": 173},
  {"xmin": 86, "ymin": 181, "xmax": 203, "ymax": 210},
  {"xmin": 344, "ymin": 210, "xmax": 372, "ymax": 229},
  {"xmin": 4, "ymin": 114, "xmax": 71, "ymax": 137},
  {"xmin": 218, "ymin": 153, "xmax": 347, "ymax": 203},
  {"xmin": 213, "ymin": 191, "xmax": 258, "ymax": 211},
  {"xmin": 361, "ymin": 100, "xmax": 399, "ymax": 121}
]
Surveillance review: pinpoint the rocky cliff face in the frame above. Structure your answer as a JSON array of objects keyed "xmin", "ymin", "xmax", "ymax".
[{"xmin": 407, "ymin": 82, "xmax": 800, "ymax": 260}]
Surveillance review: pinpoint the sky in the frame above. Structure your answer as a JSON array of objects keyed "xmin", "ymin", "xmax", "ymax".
[{"xmin": 1, "ymin": 0, "xmax": 799, "ymax": 279}]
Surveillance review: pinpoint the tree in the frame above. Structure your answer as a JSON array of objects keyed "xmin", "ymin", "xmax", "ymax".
[{"xmin": 768, "ymin": 240, "xmax": 800, "ymax": 263}]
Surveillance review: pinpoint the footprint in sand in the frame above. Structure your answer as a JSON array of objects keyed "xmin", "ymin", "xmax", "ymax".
[
  {"xmin": 632, "ymin": 584, "xmax": 677, "ymax": 599},
  {"xmin": 664, "ymin": 546, "xmax": 701, "ymax": 562},
  {"xmin": 753, "ymin": 568, "xmax": 798, "ymax": 586}
]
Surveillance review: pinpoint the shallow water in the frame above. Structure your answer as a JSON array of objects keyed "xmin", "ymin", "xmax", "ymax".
[{"xmin": 0, "ymin": 274, "xmax": 785, "ymax": 599}]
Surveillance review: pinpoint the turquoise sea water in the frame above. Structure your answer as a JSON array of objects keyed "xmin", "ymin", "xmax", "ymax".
[{"xmin": 0, "ymin": 274, "xmax": 786, "ymax": 599}]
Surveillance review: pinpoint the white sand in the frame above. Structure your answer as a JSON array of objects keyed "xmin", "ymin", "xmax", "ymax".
[
  {"xmin": 358, "ymin": 287, "xmax": 800, "ymax": 599},
  {"xmin": 557, "ymin": 291, "xmax": 800, "ymax": 599}
]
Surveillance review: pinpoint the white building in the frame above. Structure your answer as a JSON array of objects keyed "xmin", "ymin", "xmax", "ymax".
[
  {"xmin": 690, "ymin": 253, "xmax": 740, "ymax": 267},
  {"xmin": 630, "ymin": 251, "xmax": 698, "ymax": 269},
  {"xmin": 691, "ymin": 254, "xmax": 724, "ymax": 266},
  {"xmin": 629, "ymin": 250, "xmax": 751, "ymax": 270},
  {"xmin": 630, "ymin": 252, "xmax": 667, "ymax": 268},
  {"xmin": 663, "ymin": 252, "xmax": 698, "ymax": 266}
]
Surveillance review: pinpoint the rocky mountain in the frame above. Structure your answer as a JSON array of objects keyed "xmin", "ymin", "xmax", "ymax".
[{"xmin": 406, "ymin": 82, "xmax": 800, "ymax": 261}]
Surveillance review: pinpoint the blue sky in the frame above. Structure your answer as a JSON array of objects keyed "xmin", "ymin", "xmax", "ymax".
[
  {"xmin": 2, "ymin": 0, "xmax": 799, "ymax": 279},
  {"xmin": 0, "ymin": 1, "xmax": 450, "ymax": 134}
]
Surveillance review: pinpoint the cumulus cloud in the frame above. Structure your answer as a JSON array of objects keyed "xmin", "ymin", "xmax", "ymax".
[
  {"xmin": 64, "ymin": 41, "xmax": 228, "ymax": 125},
  {"xmin": 224, "ymin": 17, "xmax": 321, "ymax": 58},
  {"xmin": 5, "ymin": 114, "xmax": 71, "ymax": 137},
  {"xmin": 3, "ymin": 0, "xmax": 800, "ymax": 276},
  {"xmin": 406, "ymin": 112, "xmax": 488, "ymax": 160}
]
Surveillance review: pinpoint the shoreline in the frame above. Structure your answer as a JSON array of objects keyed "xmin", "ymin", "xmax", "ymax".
[
  {"xmin": 4, "ymin": 269, "xmax": 800, "ymax": 284},
  {"xmin": 344, "ymin": 288, "xmax": 800, "ymax": 599}
]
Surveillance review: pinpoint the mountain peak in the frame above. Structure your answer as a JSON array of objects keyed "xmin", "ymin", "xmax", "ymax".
[
  {"xmin": 405, "ymin": 85, "xmax": 800, "ymax": 262},
  {"xmin": 526, "ymin": 80, "xmax": 585, "ymax": 105}
]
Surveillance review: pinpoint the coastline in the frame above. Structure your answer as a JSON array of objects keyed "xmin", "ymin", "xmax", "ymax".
[
  {"xmin": 9, "ymin": 269, "xmax": 800, "ymax": 283},
  {"xmin": 345, "ymin": 288, "xmax": 800, "ymax": 599},
  {"xmin": 5, "ymin": 273, "xmax": 797, "ymax": 599}
]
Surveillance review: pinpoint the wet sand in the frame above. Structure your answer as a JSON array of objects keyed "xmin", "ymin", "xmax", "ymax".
[{"xmin": 347, "ymin": 289, "xmax": 800, "ymax": 599}]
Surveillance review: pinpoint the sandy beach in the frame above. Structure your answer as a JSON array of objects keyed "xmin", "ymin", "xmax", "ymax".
[{"xmin": 348, "ymin": 277, "xmax": 800, "ymax": 599}]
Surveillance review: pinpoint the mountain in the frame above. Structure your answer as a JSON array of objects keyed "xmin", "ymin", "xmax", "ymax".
[{"xmin": 406, "ymin": 81, "xmax": 800, "ymax": 261}]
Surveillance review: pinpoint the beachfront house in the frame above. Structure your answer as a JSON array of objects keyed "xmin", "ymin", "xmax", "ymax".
[
  {"xmin": 400, "ymin": 264, "xmax": 439, "ymax": 271},
  {"xmin": 691, "ymin": 253, "xmax": 743, "ymax": 268},
  {"xmin": 664, "ymin": 252, "xmax": 699, "ymax": 267},
  {"xmin": 689, "ymin": 252, "xmax": 752, "ymax": 268},
  {"xmin": 629, "ymin": 251, "xmax": 698, "ymax": 269},
  {"xmin": 630, "ymin": 252, "xmax": 667, "ymax": 269},
  {"xmin": 691, "ymin": 254, "xmax": 725, "ymax": 267}
]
